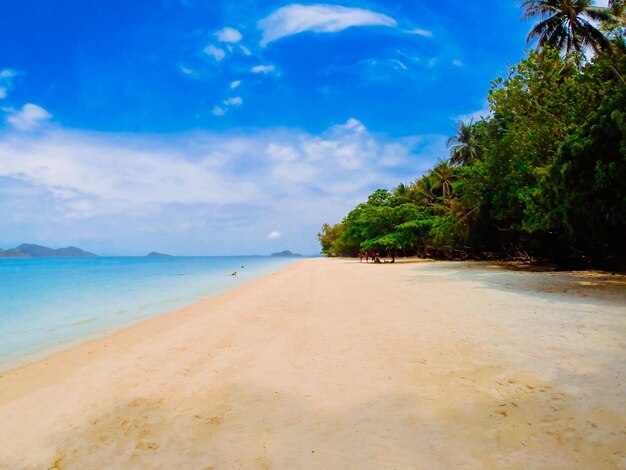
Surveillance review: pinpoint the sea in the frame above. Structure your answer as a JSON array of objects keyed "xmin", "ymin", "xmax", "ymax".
[{"xmin": 0, "ymin": 256, "xmax": 297, "ymax": 371}]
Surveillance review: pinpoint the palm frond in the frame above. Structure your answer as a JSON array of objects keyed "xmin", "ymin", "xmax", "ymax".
[{"xmin": 521, "ymin": 0, "xmax": 613, "ymax": 56}]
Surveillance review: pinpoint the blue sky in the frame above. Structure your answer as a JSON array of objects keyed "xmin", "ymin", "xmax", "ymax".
[{"xmin": 0, "ymin": 1, "xmax": 546, "ymax": 255}]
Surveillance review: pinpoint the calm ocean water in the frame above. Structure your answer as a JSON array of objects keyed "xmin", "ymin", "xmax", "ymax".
[{"xmin": 0, "ymin": 256, "xmax": 296, "ymax": 371}]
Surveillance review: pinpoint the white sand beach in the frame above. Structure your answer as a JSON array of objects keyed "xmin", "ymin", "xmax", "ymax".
[{"xmin": 0, "ymin": 258, "xmax": 624, "ymax": 469}]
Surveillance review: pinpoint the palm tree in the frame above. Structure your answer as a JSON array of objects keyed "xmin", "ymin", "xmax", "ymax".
[
  {"xmin": 608, "ymin": 0, "xmax": 625, "ymax": 28},
  {"xmin": 447, "ymin": 120, "xmax": 482, "ymax": 166},
  {"xmin": 430, "ymin": 160, "xmax": 456, "ymax": 202},
  {"xmin": 609, "ymin": 0, "xmax": 624, "ymax": 17},
  {"xmin": 393, "ymin": 182, "xmax": 410, "ymax": 200},
  {"xmin": 521, "ymin": 0, "xmax": 614, "ymax": 55},
  {"xmin": 407, "ymin": 176, "xmax": 437, "ymax": 207}
]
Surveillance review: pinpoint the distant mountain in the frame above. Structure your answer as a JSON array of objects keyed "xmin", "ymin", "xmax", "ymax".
[
  {"xmin": 15, "ymin": 244, "xmax": 56, "ymax": 257},
  {"xmin": 0, "ymin": 248, "xmax": 31, "ymax": 258},
  {"xmin": 271, "ymin": 250, "xmax": 303, "ymax": 257},
  {"xmin": 0, "ymin": 243, "xmax": 97, "ymax": 258},
  {"xmin": 146, "ymin": 252, "xmax": 172, "ymax": 257},
  {"xmin": 53, "ymin": 246, "xmax": 97, "ymax": 257}
]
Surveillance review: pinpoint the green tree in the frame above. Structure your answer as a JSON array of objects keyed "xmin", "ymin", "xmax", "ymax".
[
  {"xmin": 542, "ymin": 41, "xmax": 626, "ymax": 265},
  {"xmin": 318, "ymin": 41, "xmax": 626, "ymax": 268},
  {"xmin": 522, "ymin": 0, "xmax": 613, "ymax": 55},
  {"xmin": 430, "ymin": 160, "xmax": 456, "ymax": 202},
  {"xmin": 447, "ymin": 121, "xmax": 483, "ymax": 165},
  {"xmin": 317, "ymin": 223, "xmax": 346, "ymax": 256}
]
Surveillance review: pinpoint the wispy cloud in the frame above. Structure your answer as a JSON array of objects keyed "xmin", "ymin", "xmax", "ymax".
[
  {"xmin": 0, "ymin": 69, "xmax": 18, "ymax": 99},
  {"xmin": 258, "ymin": 4, "xmax": 397, "ymax": 46},
  {"xmin": 4, "ymin": 103, "xmax": 52, "ymax": 130},
  {"xmin": 212, "ymin": 106, "xmax": 226, "ymax": 116},
  {"xmin": 404, "ymin": 28, "xmax": 433, "ymax": 38},
  {"xmin": 215, "ymin": 27, "xmax": 242, "ymax": 43},
  {"xmin": 230, "ymin": 80, "xmax": 242, "ymax": 89},
  {"xmin": 267, "ymin": 230, "xmax": 281, "ymax": 239},
  {"xmin": 213, "ymin": 96, "xmax": 243, "ymax": 116},
  {"xmin": 224, "ymin": 96, "xmax": 243, "ymax": 106},
  {"xmin": 204, "ymin": 44, "xmax": 226, "ymax": 61},
  {"xmin": 251, "ymin": 64, "xmax": 276, "ymax": 74}
]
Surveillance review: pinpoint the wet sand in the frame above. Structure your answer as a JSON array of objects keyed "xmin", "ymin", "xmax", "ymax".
[{"xmin": 0, "ymin": 258, "xmax": 624, "ymax": 469}]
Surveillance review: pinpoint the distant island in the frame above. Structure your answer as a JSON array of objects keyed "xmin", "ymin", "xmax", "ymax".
[
  {"xmin": 0, "ymin": 243, "xmax": 97, "ymax": 258},
  {"xmin": 146, "ymin": 252, "xmax": 172, "ymax": 258},
  {"xmin": 271, "ymin": 250, "xmax": 302, "ymax": 257}
]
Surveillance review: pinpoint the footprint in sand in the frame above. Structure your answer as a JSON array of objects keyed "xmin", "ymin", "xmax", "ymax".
[{"xmin": 135, "ymin": 441, "xmax": 159, "ymax": 450}]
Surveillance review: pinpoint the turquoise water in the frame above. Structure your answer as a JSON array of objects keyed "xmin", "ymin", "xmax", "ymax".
[{"xmin": 0, "ymin": 256, "xmax": 296, "ymax": 371}]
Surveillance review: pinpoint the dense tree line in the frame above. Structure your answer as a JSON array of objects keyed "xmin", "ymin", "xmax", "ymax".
[{"xmin": 318, "ymin": 2, "xmax": 625, "ymax": 269}]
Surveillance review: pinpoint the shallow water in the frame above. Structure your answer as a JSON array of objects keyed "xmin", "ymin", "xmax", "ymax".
[{"xmin": 0, "ymin": 256, "xmax": 296, "ymax": 370}]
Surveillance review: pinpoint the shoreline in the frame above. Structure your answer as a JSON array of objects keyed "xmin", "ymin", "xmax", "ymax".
[
  {"xmin": 1, "ymin": 258, "xmax": 624, "ymax": 468},
  {"xmin": 0, "ymin": 259, "xmax": 306, "ymax": 392},
  {"xmin": 0, "ymin": 256, "xmax": 297, "ymax": 373}
]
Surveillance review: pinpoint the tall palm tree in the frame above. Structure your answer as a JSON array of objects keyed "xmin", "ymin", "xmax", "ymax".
[
  {"xmin": 522, "ymin": 0, "xmax": 614, "ymax": 55},
  {"xmin": 431, "ymin": 160, "xmax": 456, "ymax": 202},
  {"xmin": 447, "ymin": 120, "xmax": 482, "ymax": 166},
  {"xmin": 393, "ymin": 182, "xmax": 410, "ymax": 199},
  {"xmin": 409, "ymin": 178, "xmax": 436, "ymax": 207}
]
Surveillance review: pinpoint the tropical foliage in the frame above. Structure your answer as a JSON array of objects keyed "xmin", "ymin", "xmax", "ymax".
[
  {"xmin": 521, "ymin": 0, "xmax": 614, "ymax": 55},
  {"xmin": 318, "ymin": 16, "xmax": 626, "ymax": 268}
]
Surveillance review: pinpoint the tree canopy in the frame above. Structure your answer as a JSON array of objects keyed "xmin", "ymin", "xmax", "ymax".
[{"xmin": 522, "ymin": 0, "xmax": 614, "ymax": 55}]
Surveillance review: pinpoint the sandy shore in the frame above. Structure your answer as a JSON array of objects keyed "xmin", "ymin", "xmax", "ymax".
[{"xmin": 0, "ymin": 258, "xmax": 624, "ymax": 469}]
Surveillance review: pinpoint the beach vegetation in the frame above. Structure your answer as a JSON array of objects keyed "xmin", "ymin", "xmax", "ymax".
[{"xmin": 319, "ymin": 8, "xmax": 626, "ymax": 268}]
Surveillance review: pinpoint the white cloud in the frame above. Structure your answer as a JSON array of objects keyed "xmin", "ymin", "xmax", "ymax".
[
  {"xmin": 5, "ymin": 103, "xmax": 52, "ymax": 130},
  {"xmin": 0, "ymin": 132, "xmax": 258, "ymax": 214},
  {"xmin": 230, "ymin": 80, "xmax": 242, "ymax": 89},
  {"xmin": 180, "ymin": 66, "xmax": 195, "ymax": 75},
  {"xmin": 215, "ymin": 27, "xmax": 243, "ymax": 43},
  {"xmin": 266, "ymin": 143, "xmax": 299, "ymax": 163},
  {"xmin": 267, "ymin": 230, "xmax": 281, "ymax": 239},
  {"xmin": 213, "ymin": 96, "xmax": 243, "ymax": 116},
  {"xmin": 391, "ymin": 59, "xmax": 407, "ymax": 70},
  {"xmin": 0, "ymin": 121, "xmax": 446, "ymax": 254},
  {"xmin": 0, "ymin": 69, "xmax": 18, "ymax": 99},
  {"xmin": 342, "ymin": 117, "xmax": 366, "ymax": 133},
  {"xmin": 452, "ymin": 59, "xmax": 463, "ymax": 67},
  {"xmin": 224, "ymin": 96, "xmax": 243, "ymax": 106},
  {"xmin": 240, "ymin": 45, "xmax": 252, "ymax": 56},
  {"xmin": 258, "ymin": 4, "xmax": 397, "ymax": 46},
  {"xmin": 405, "ymin": 28, "xmax": 433, "ymax": 37},
  {"xmin": 204, "ymin": 45, "xmax": 226, "ymax": 61},
  {"xmin": 251, "ymin": 64, "xmax": 276, "ymax": 74}
]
